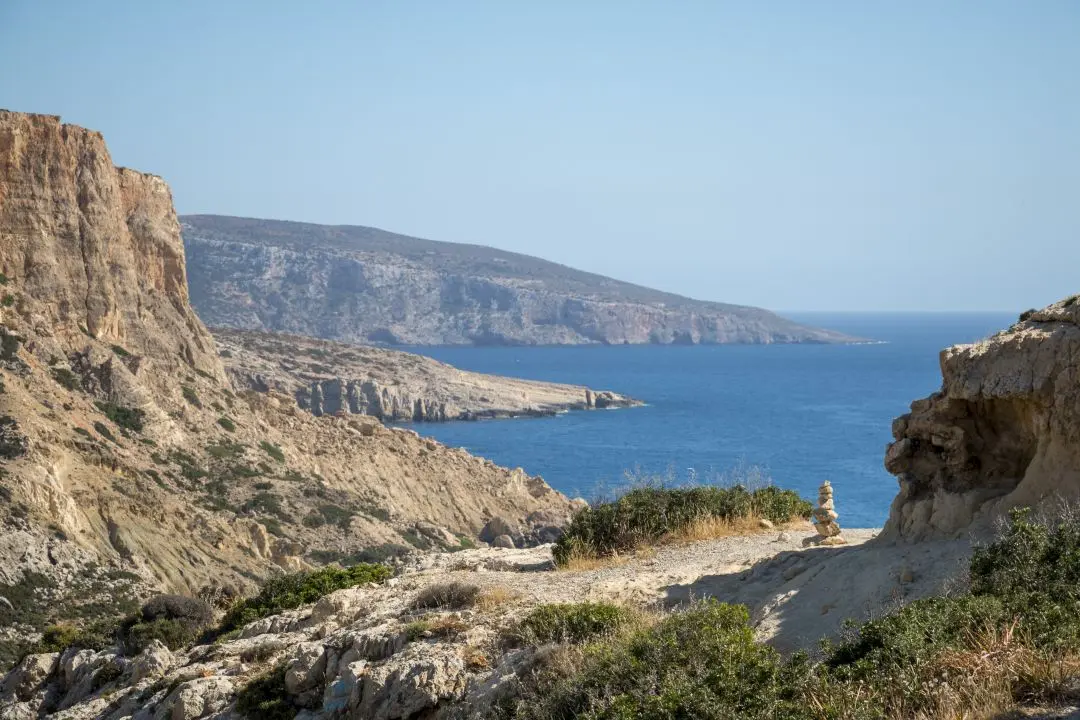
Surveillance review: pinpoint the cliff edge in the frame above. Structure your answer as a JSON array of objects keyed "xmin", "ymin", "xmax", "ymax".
[{"xmin": 883, "ymin": 295, "xmax": 1080, "ymax": 540}]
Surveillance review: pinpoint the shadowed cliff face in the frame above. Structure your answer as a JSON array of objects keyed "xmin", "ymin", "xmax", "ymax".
[
  {"xmin": 883, "ymin": 295, "xmax": 1080, "ymax": 540},
  {"xmin": 180, "ymin": 214, "xmax": 858, "ymax": 347}
]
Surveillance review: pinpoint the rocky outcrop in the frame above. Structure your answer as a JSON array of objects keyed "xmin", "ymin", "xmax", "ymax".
[
  {"xmin": 883, "ymin": 295, "xmax": 1080, "ymax": 540},
  {"xmin": 181, "ymin": 214, "xmax": 858, "ymax": 347},
  {"xmin": 215, "ymin": 328, "xmax": 640, "ymax": 422},
  {"xmin": 0, "ymin": 111, "xmax": 574, "ymax": 663}
]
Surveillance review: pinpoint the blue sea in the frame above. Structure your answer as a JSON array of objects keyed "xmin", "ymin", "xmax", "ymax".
[{"xmin": 403, "ymin": 313, "xmax": 1013, "ymax": 528}]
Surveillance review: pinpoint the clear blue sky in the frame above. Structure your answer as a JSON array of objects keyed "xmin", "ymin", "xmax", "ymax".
[{"xmin": 2, "ymin": 2, "xmax": 1076, "ymax": 312}]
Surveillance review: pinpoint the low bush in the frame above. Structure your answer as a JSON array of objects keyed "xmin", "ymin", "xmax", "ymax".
[
  {"xmin": 259, "ymin": 440, "xmax": 285, "ymax": 463},
  {"xmin": 516, "ymin": 602, "xmax": 635, "ymax": 646},
  {"xmin": 219, "ymin": 563, "xmax": 392, "ymax": 634},
  {"xmin": 553, "ymin": 484, "xmax": 811, "ymax": 564},
  {"xmin": 93, "ymin": 421, "xmax": 116, "ymax": 443},
  {"xmin": 217, "ymin": 416, "xmax": 236, "ymax": 432},
  {"xmin": 36, "ymin": 621, "xmax": 117, "ymax": 655},
  {"xmin": 110, "ymin": 344, "xmax": 130, "ymax": 358},
  {"xmin": 50, "ymin": 367, "xmax": 82, "ymax": 391},
  {"xmin": 236, "ymin": 664, "xmax": 295, "ymax": 720},
  {"xmin": 182, "ymin": 385, "xmax": 201, "ymax": 408},
  {"xmin": 119, "ymin": 594, "xmax": 215, "ymax": 653},
  {"xmin": 95, "ymin": 401, "xmax": 145, "ymax": 431},
  {"xmin": 412, "ymin": 581, "xmax": 481, "ymax": 610},
  {"xmin": 500, "ymin": 601, "xmax": 810, "ymax": 720}
]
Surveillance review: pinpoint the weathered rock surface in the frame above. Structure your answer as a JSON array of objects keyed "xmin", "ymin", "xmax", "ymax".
[
  {"xmin": 214, "ymin": 328, "xmax": 640, "ymax": 422},
  {"xmin": 883, "ymin": 295, "xmax": 1080, "ymax": 540},
  {"xmin": 181, "ymin": 214, "xmax": 858, "ymax": 347},
  {"xmin": 0, "ymin": 111, "xmax": 573, "ymax": 665}
]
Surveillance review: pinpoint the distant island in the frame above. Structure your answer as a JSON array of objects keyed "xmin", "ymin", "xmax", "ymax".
[{"xmin": 181, "ymin": 214, "xmax": 858, "ymax": 347}]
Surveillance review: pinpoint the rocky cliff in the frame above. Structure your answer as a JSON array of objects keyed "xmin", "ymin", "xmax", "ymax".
[
  {"xmin": 0, "ymin": 112, "xmax": 573, "ymax": 664},
  {"xmin": 181, "ymin": 214, "xmax": 857, "ymax": 347},
  {"xmin": 883, "ymin": 295, "xmax": 1080, "ymax": 540},
  {"xmin": 214, "ymin": 328, "xmax": 639, "ymax": 422}
]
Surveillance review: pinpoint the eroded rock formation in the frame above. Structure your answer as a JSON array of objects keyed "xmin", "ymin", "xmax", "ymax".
[
  {"xmin": 883, "ymin": 295, "xmax": 1080, "ymax": 540},
  {"xmin": 181, "ymin": 214, "xmax": 858, "ymax": 347}
]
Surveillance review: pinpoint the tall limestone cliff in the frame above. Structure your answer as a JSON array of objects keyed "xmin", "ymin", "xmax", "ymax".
[
  {"xmin": 181, "ymin": 214, "xmax": 857, "ymax": 347},
  {"xmin": 0, "ymin": 111, "xmax": 572, "ymax": 663},
  {"xmin": 883, "ymin": 295, "xmax": 1080, "ymax": 540}
]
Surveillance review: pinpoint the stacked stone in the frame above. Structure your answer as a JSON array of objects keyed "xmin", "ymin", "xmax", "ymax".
[{"xmin": 812, "ymin": 480, "xmax": 846, "ymax": 546}]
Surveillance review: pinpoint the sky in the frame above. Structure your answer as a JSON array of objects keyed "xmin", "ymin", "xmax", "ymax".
[{"xmin": 1, "ymin": 2, "xmax": 1077, "ymax": 312}]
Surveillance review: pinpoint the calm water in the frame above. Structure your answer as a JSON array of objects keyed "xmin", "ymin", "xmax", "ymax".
[{"xmin": 402, "ymin": 313, "xmax": 1013, "ymax": 527}]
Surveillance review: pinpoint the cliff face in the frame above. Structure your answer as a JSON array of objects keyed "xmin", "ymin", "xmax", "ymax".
[
  {"xmin": 883, "ymin": 295, "xmax": 1080, "ymax": 540},
  {"xmin": 215, "ymin": 328, "xmax": 639, "ymax": 422},
  {"xmin": 0, "ymin": 112, "xmax": 573, "ymax": 661},
  {"xmin": 181, "ymin": 214, "xmax": 856, "ymax": 347},
  {"xmin": 0, "ymin": 112, "xmax": 220, "ymax": 384}
]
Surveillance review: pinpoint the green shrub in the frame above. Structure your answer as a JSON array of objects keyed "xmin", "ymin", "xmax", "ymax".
[
  {"xmin": 412, "ymin": 581, "xmax": 480, "ymax": 610},
  {"xmin": 242, "ymin": 491, "xmax": 286, "ymax": 518},
  {"xmin": 36, "ymin": 621, "xmax": 117, "ymax": 655},
  {"xmin": 51, "ymin": 367, "xmax": 82, "ymax": 391},
  {"xmin": 119, "ymin": 594, "xmax": 214, "ymax": 653},
  {"xmin": 259, "ymin": 440, "xmax": 285, "ymax": 463},
  {"xmin": 218, "ymin": 563, "xmax": 392, "ymax": 634},
  {"xmin": 553, "ymin": 485, "xmax": 811, "ymax": 564},
  {"xmin": 93, "ymin": 421, "xmax": 116, "ymax": 443},
  {"xmin": 517, "ymin": 602, "xmax": 634, "ymax": 645},
  {"xmin": 1, "ymin": 294, "xmax": 15, "ymax": 307},
  {"xmin": 236, "ymin": 664, "xmax": 295, "ymax": 720},
  {"xmin": 0, "ymin": 332, "xmax": 21, "ymax": 362},
  {"xmin": 95, "ymin": 401, "xmax": 145, "ymax": 431},
  {"xmin": 73, "ymin": 427, "xmax": 93, "ymax": 441},
  {"xmin": 502, "ymin": 601, "xmax": 810, "ymax": 720},
  {"xmin": 0, "ymin": 272, "xmax": 8, "ymax": 285},
  {"xmin": 206, "ymin": 440, "xmax": 245, "ymax": 459},
  {"xmin": 110, "ymin": 344, "xmax": 131, "ymax": 357},
  {"xmin": 182, "ymin": 385, "xmax": 201, "ymax": 408},
  {"xmin": 217, "ymin": 417, "xmax": 236, "ymax": 432}
]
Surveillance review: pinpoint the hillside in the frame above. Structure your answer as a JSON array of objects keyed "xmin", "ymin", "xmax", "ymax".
[
  {"xmin": 0, "ymin": 111, "xmax": 574, "ymax": 665},
  {"xmin": 181, "ymin": 214, "xmax": 857, "ymax": 346},
  {"xmin": 214, "ymin": 328, "xmax": 639, "ymax": 422}
]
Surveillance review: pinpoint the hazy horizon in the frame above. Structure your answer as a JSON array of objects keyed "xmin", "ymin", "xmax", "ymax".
[{"xmin": 2, "ymin": 2, "xmax": 1076, "ymax": 313}]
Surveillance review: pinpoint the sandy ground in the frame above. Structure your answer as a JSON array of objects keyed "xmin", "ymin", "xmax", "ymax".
[{"xmin": 398, "ymin": 523, "xmax": 973, "ymax": 651}]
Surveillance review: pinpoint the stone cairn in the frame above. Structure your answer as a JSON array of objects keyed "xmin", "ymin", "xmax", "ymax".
[{"xmin": 811, "ymin": 480, "xmax": 846, "ymax": 546}]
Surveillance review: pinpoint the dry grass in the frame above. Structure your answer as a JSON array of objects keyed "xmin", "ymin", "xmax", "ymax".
[
  {"xmin": 555, "ymin": 546, "xmax": 636, "ymax": 572},
  {"xmin": 462, "ymin": 645, "xmax": 490, "ymax": 671},
  {"xmin": 661, "ymin": 513, "xmax": 781, "ymax": 544},
  {"xmin": 803, "ymin": 622, "xmax": 1080, "ymax": 720},
  {"xmin": 475, "ymin": 585, "xmax": 520, "ymax": 612}
]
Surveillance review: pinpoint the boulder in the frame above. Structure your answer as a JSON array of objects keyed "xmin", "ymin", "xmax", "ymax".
[
  {"xmin": 492, "ymin": 535, "xmax": 516, "ymax": 549},
  {"xmin": 130, "ymin": 640, "xmax": 173, "ymax": 683},
  {"xmin": 479, "ymin": 517, "xmax": 521, "ymax": 545},
  {"xmin": 1, "ymin": 652, "xmax": 57, "ymax": 702},
  {"xmin": 166, "ymin": 676, "xmax": 234, "ymax": 720},
  {"xmin": 354, "ymin": 644, "xmax": 467, "ymax": 720}
]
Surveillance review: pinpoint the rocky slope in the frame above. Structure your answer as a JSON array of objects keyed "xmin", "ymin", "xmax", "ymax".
[
  {"xmin": 883, "ymin": 295, "xmax": 1080, "ymax": 540},
  {"xmin": 214, "ymin": 328, "xmax": 639, "ymax": 422},
  {"xmin": 0, "ymin": 111, "xmax": 574, "ymax": 666},
  {"xmin": 181, "ymin": 214, "xmax": 857, "ymax": 347}
]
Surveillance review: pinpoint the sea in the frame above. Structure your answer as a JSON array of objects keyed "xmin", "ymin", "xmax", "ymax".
[{"xmin": 401, "ymin": 313, "xmax": 1014, "ymax": 528}]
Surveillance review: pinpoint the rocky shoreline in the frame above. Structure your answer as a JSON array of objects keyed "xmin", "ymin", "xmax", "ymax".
[{"xmin": 214, "ymin": 328, "xmax": 641, "ymax": 423}]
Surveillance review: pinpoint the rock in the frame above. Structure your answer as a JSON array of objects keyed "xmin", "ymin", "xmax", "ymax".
[
  {"xmin": 130, "ymin": 640, "xmax": 173, "ymax": 683},
  {"xmin": 167, "ymin": 676, "xmax": 234, "ymax": 720},
  {"xmin": 354, "ymin": 643, "xmax": 467, "ymax": 720},
  {"xmin": 479, "ymin": 517, "xmax": 520, "ymax": 544},
  {"xmin": 808, "ymin": 481, "xmax": 846, "ymax": 546},
  {"xmin": 884, "ymin": 294, "xmax": 1080, "ymax": 540},
  {"xmin": 285, "ymin": 641, "xmax": 327, "ymax": 695},
  {"xmin": 569, "ymin": 498, "xmax": 589, "ymax": 514},
  {"xmin": 492, "ymin": 535, "xmax": 516, "ymax": 549},
  {"xmin": 899, "ymin": 567, "xmax": 914, "ymax": 584},
  {"xmin": 758, "ymin": 518, "xmax": 775, "ymax": 530},
  {"xmin": 1, "ymin": 652, "xmax": 57, "ymax": 702}
]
